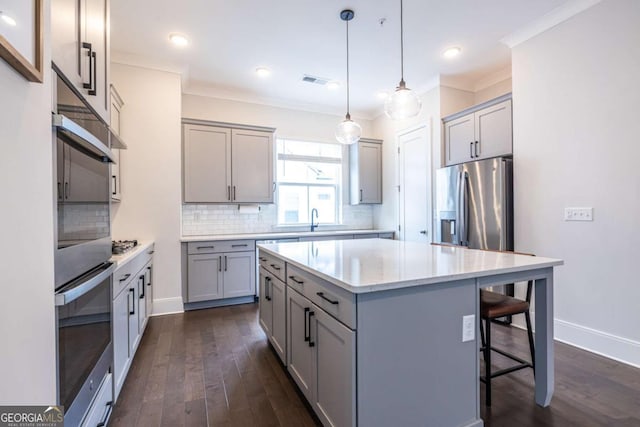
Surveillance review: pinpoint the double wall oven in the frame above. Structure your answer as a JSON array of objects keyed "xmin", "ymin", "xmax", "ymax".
[{"xmin": 53, "ymin": 67, "xmax": 115, "ymax": 426}]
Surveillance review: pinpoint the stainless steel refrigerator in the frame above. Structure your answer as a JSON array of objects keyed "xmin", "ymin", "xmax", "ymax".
[
  {"xmin": 435, "ymin": 157, "xmax": 513, "ymax": 251},
  {"xmin": 435, "ymin": 157, "xmax": 514, "ymax": 313}
]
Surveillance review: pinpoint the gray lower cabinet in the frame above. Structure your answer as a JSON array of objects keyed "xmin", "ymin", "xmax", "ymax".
[
  {"xmin": 258, "ymin": 267, "xmax": 286, "ymax": 363},
  {"xmin": 112, "ymin": 246, "xmax": 154, "ymax": 401},
  {"xmin": 287, "ymin": 287, "xmax": 356, "ymax": 427},
  {"xmin": 187, "ymin": 248, "xmax": 256, "ymax": 302}
]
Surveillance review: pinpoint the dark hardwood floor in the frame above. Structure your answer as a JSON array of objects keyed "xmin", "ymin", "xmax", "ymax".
[{"xmin": 110, "ymin": 304, "xmax": 640, "ymax": 427}]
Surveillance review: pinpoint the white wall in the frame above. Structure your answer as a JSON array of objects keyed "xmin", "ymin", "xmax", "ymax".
[
  {"xmin": 111, "ymin": 64, "xmax": 183, "ymax": 315},
  {"xmin": 475, "ymin": 78, "xmax": 512, "ymax": 104},
  {"xmin": 512, "ymin": 0, "xmax": 640, "ymax": 366},
  {"xmin": 0, "ymin": 0, "xmax": 57, "ymax": 404}
]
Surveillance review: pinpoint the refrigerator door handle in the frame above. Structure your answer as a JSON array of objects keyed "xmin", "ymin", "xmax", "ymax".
[{"xmin": 458, "ymin": 171, "xmax": 469, "ymax": 246}]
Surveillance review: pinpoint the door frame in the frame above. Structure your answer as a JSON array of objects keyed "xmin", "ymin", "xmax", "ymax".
[{"xmin": 396, "ymin": 121, "xmax": 432, "ymax": 242}]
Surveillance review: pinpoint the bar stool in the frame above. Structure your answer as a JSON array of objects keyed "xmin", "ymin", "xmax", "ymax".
[{"xmin": 480, "ymin": 274, "xmax": 535, "ymax": 407}]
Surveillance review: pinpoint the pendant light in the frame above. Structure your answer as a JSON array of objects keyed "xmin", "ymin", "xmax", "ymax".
[
  {"xmin": 335, "ymin": 9, "xmax": 361, "ymax": 145},
  {"xmin": 384, "ymin": 0, "xmax": 422, "ymax": 120}
]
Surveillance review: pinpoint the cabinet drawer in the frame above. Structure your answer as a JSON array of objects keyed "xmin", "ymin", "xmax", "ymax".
[
  {"xmin": 258, "ymin": 251, "xmax": 286, "ymax": 282},
  {"xmin": 287, "ymin": 265, "xmax": 356, "ymax": 329},
  {"xmin": 81, "ymin": 373, "xmax": 113, "ymax": 427},
  {"xmin": 187, "ymin": 240, "xmax": 255, "ymax": 255}
]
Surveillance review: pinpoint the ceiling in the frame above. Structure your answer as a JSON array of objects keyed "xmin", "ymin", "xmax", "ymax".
[{"xmin": 111, "ymin": 0, "xmax": 569, "ymax": 118}]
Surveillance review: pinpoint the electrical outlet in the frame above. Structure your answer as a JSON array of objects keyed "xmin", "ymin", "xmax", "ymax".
[
  {"xmin": 564, "ymin": 207, "xmax": 593, "ymax": 221},
  {"xmin": 462, "ymin": 315, "xmax": 475, "ymax": 342}
]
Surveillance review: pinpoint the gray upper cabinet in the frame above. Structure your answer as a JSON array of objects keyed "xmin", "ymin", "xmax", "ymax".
[
  {"xmin": 183, "ymin": 124, "xmax": 231, "ymax": 203},
  {"xmin": 350, "ymin": 138, "xmax": 382, "ymax": 204},
  {"xmin": 52, "ymin": 0, "xmax": 110, "ymax": 124},
  {"xmin": 443, "ymin": 95, "xmax": 512, "ymax": 166},
  {"xmin": 110, "ymin": 86, "xmax": 123, "ymax": 201},
  {"xmin": 182, "ymin": 121, "xmax": 274, "ymax": 203}
]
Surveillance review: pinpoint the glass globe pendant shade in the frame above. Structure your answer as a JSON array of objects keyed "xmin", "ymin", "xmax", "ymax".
[
  {"xmin": 335, "ymin": 114, "xmax": 362, "ymax": 145},
  {"xmin": 384, "ymin": 80, "xmax": 422, "ymax": 120}
]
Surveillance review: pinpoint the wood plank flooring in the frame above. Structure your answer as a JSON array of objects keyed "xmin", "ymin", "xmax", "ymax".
[{"xmin": 110, "ymin": 303, "xmax": 640, "ymax": 427}]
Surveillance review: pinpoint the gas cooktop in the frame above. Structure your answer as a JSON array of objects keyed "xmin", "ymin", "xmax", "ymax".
[{"xmin": 112, "ymin": 240, "xmax": 138, "ymax": 255}]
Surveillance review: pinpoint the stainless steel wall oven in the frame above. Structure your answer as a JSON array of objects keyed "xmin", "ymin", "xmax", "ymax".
[{"xmin": 53, "ymin": 67, "xmax": 115, "ymax": 426}]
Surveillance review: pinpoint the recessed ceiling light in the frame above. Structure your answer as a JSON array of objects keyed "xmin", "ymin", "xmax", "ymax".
[
  {"xmin": 255, "ymin": 67, "xmax": 271, "ymax": 78},
  {"xmin": 1, "ymin": 13, "xmax": 17, "ymax": 27},
  {"xmin": 443, "ymin": 46, "xmax": 462, "ymax": 59},
  {"xmin": 169, "ymin": 33, "xmax": 188, "ymax": 47},
  {"xmin": 377, "ymin": 91, "xmax": 389, "ymax": 100},
  {"xmin": 326, "ymin": 81, "xmax": 340, "ymax": 90}
]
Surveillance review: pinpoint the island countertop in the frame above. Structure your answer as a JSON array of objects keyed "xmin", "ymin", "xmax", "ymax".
[{"xmin": 258, "ymin": 239, "xmax": 563, "ymax": 294}]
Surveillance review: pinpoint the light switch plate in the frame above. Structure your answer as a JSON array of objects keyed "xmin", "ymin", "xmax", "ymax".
[
  {"xmin": 462, "ymin": 315, "xmax": 475, "ymax": 342},
  {"xmin": 564, "ymin": 207, "xmax": 593, "ymax": 221}
]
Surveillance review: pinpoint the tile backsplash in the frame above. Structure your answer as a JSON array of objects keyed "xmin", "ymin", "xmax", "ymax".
[
  {"xmin": 182, "ymin": 204, "xmax": 374, "ymax": 236},
  {"xmin": 58, "ymin": 203, "xmax": 110, "ymax": 240}
]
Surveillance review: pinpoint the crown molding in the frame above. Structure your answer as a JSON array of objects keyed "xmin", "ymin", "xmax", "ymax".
[
  {"xmin": 111, "ymin": 50, "xmax": 188, "ymax": 85},
  {"xmin": 473, "ymin": 66, "xmax": 512, "ymax": 92},
  {"xmin": 501, "ymin": 0, "xmax": 602, "ymax": 48}
]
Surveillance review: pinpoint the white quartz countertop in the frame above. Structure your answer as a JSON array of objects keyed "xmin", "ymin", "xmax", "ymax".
[
  {"xmin": 110, "ymin": 241, "xmax": 154, "ymax": 270},
  {"xmin": 180, "ymin": 229, "xmax": 395, "ymax": 242},
  {"xmin": 257, "ymin": 239, "xmax": 563, "ymax": 294}
]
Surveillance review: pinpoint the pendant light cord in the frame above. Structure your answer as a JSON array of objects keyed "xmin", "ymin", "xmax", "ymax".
[
  {"xmin": 400, "ymin": 0, "xmax": 405, "ymax": 84},
  {"xmin": 346, "ymin": 18, "xmax": 351, "ymax": 118}
]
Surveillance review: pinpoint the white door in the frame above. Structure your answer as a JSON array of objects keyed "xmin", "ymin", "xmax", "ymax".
[{"xmin": 398, "ymin": 124, "xmax": 431, "ymax": 242}]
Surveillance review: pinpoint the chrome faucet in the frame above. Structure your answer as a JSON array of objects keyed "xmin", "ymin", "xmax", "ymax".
[{"xmin": 310, "ymin": 208, "xmax": 319, "ymax": 232}]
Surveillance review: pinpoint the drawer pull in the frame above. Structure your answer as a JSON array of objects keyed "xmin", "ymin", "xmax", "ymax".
[
  {"xmin": 197, "ymin": 245, "xmax": 215, "ymax": 250},
  {"xmin": 148, "ymin": 250, "xmax": 155, "ymax": 254},
  {"xmin": 119, "ymin": 273, "xmax": 131, "ymax": 282},
  {"xmin": 317, "ymin": 292, "xmax": 339, "ymax": 305},
  {"xmin": 97, "ymin": 401, "xmax": 113, "ymax": 427},
  {"xmin": 270, "ymin": 264, "xmax": 281, "ymax": 271},
  {"xmin": 232, "ymin": 244, "xmax": 248, "ymax": 248},
  {"xmin": 259, "ymin": 257, "xmax": 267, "ymax": 262},
  {"xmin": 289, "ymin": 275, "xmax": 303, "ymax": 285}
]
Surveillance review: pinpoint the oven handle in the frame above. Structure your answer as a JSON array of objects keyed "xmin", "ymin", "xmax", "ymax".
[
  {"xmin": 52, "ymin": 114, "xmax": 116, "ymax": 163},
  {"xmin": 55, "ymin": 262, "xmax": 114, "ymax": 306}
]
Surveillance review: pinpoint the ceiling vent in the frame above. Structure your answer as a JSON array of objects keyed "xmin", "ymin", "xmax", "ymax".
[{"xmin": 302, "ymin": 74, "xmax": 330, "ymax": 86}]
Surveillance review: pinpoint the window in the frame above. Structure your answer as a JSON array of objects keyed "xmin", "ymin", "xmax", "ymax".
[{"xmin": 276, "ymin": 139, "xmax": 343, "ymax": 225}]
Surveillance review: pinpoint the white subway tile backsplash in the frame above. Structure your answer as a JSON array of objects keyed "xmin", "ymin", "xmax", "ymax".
[{"xmin": 182, "ymin": 203, "xmax": 373, "ymax": 236}]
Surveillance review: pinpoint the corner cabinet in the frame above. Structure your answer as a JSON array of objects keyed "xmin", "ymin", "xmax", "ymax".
[
  {"xmin": 443, "ymin": 94, "xmax": 512, "ymax": 166},
  {"xmin": 182, "ymin": 120, "xmax": 275, "ymax": 203},
  {"xmin": 349, "ymin": 138, "xmax": 382, "ymax": 204},
  {"xmin": 52, "ymin": 0, "xmax": 110, "ymax": 124}
]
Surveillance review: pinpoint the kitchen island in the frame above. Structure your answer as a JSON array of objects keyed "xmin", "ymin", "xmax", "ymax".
[{"xmin": 257, "ymin": 239, "xmax": 563, "ymax": 427}]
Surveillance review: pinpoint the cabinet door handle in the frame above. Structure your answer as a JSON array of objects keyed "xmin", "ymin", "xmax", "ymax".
[
  {"xmin": 265, "ymin": 277, "xmax": 271, "ymax": 301},
  {"xmin": 139, "ymin": 275, "xmax": 145, "ymax": 299},
  {"xmin": 112, "ymin": 175, "xmax": 117, "ymax": 196},
  {"xmin": 119, "ymin": 273, "xmax": 131, "ymax": 282},
  {"xmin": 474, "ymin": 141, "xmax": 479, "ymax": 158},
  {"xmin": 470, "ymin": 142, "xmax": 473, "ymax": 159},
  {"xmin": 96, "ymin": 401, "xmax": 113, "ymax": 427},
  {"xmin": 288, "ymin": 275, "xmax": 303, "ymax": 284},
  {"xmin": 316, "ymin": 292, "xmax": 339, "ymax": 305},
  {"xmin": 227, "ymin": 185, "xmax": 231, "ymax": 201},
  {"xmin": 64, "ymin": 182, "xmax": 69, "ymax": 199},
  {"xmin": 218, "ymin": 256, "xmax": 222, "ymax": 272},
  {"xmin": 57, "ymin": 182, "xmax": 62, "ymax": 200},
  {"xmin": 89, "ymin": 51, "xmax": 97, "ymax": 96},
  {"xmin": 233, "ymin": 186, "xmax": 236, "ymax": 201},
  {"xmin": 81, "ymin": 42, "xmax": 93, "ymax": 90},
  {"xmin": 360, "ymin": 189, "xmax": 363, "ymax": 202},
  {"xmin": 224, "ymin": 255, "xmax": 228, "ymax": 271},
  {"xmin": 270, "ymin": 264, "xmax": 281, "ymax": 271},
  {"xmin": 308, "ymin": 311, "xmax": 315, "ymax": 347},
  {"xmin": 304, "ymin": 307, "xmax": 310, "ymax": 342},
  {"xmin": 232, "ymin": 244, "xmax": 248, "ymax": 248},
  {"xmin": 129, "ymin": 288, "xmax": 135, "ymax": 315}
]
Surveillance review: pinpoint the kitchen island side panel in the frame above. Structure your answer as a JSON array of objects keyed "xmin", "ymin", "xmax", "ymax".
[{"xmin": 357, "ymin": 279, "xmax": 482, "ymax": 427}]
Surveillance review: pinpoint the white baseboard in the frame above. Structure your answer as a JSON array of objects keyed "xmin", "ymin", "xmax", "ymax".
[
  {"xmin": 510, "ymin": 314, "xmax": 639, "ymax": 368},
  {"xmin": 554, "ymin": 319, "xmax": 640, "ymax": 369},
  {"xmin": 150, "ymin": 297, "xmax": 184, "ymax": 316}
]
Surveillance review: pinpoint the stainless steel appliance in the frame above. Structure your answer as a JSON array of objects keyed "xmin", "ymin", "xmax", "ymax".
[
  {"xmin": 435, "ymin": 157, "xmax": 514, "ymax": 307},
  {"xmin": 53, "ymin": 69, "xmax": 115, "ymax": 288},
  {"xmin": 435, "ymin": 157, "xmax": 513, "ymax": 250},
  {"xmin": 112, "ymin": 239, "xmax": 138, "ymax": 255},
  {"xmin": 53, "ymin": 67, "xmax": 115, "ymax": 426}
]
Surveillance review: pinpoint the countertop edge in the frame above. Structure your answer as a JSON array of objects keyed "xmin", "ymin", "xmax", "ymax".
[
  {"xmin": 111, "ymin": 241, "xmax": 155, "ymax": 270},
  {"xmin": 180, "ymin": 229, "xmax": 396, "ymax": 242},
  {"xmin": 257, "ymin": 245, "xmax": 563, "ymax": 294}
]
